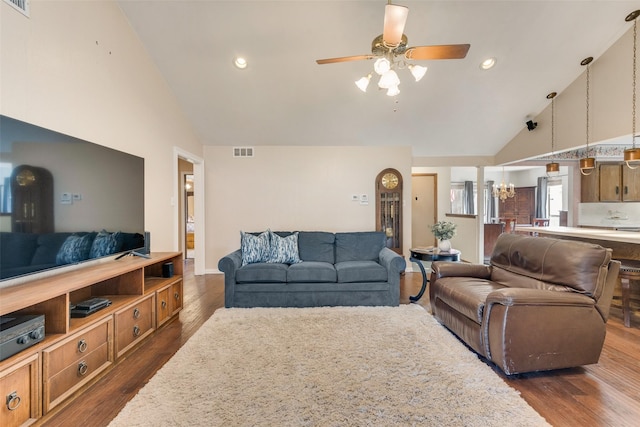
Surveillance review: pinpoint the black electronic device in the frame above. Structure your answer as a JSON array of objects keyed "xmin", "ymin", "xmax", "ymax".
[
  {"xmin": 0, "ymin": 314, "xmax": 45, "ymax": 361},
  {"xmin": 162, "ymin": 261, "xmax": 174, "ymax": 278},
  {"xmin": 70, "ymin": 297, "xmax": 112, "ymax": 318}
]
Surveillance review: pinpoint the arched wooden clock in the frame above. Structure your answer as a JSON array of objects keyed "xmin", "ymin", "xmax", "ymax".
[
  {"xmin": 375, "ymin": 168, "xmax": 403, "ymax": 254},
  {"xmin": 10, "ymin": 165, "xmax": 54, "ymax": 233}
]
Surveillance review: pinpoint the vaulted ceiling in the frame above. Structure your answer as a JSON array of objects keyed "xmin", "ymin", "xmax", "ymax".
[{"xmin": 118, "ymin": 1, "xmax": 638, "ymax": 158}]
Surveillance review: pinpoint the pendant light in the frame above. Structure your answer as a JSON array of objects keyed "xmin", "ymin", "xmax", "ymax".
[
  {"xmin": 546, "ymin": 92, "xmax": 560, "ymax": 176},
  {"xmin": 579, "ymin": 57, "xmax": 596, "ymax": 175},
  {"xmin": 625, "ymin": 10, "xmax": 640, "ymax": 169}
]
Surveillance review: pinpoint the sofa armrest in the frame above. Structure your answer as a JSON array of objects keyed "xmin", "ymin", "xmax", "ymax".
[
  {"xmin": 379, "ymin": 247, "xmax": 406, "ymax": 275},
  {"xmin": 483, "ymin": 287, "xmax": 604, "ymax": 374},
  {"xmin": 218, "ymin": 249, "xmax": 242, "ymax": 307},
  {"xmin": 431, "ymin": 261, "xmax": 491, "ymax": 280}
]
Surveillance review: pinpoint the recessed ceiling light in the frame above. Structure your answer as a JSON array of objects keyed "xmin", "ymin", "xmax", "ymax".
[
  {"xmin": 234, "ymin": 56, "xmax": 248, "ymax": 69},
  {"xmin": 480, "ymin": 57, "xmax": 496, "ymax": 70}
]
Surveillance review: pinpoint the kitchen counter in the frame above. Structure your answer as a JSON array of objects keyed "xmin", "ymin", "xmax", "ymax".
[
  {"xmin": 514, "ymin": 226, "xmax": 640, "ymax": 260},
  {"xmin": 515, "ymin": 226, "xmax": 640, "ymax": 244}
]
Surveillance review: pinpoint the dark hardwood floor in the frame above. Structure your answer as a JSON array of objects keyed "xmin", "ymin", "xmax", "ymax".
[{"xmin": 42, "ymin": 260, "xmax": 640, "ymax": 426}]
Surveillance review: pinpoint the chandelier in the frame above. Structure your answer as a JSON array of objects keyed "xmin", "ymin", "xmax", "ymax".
[
  {"xmin": 355, "ymin": 56, "xmax": 427, "ymax": 96},
  {"xmin": 624, "ymin": 10, "xmax": 640, "ymax": 169},
  {"xmin": 492, "ymin": 167, "xmax": 515, "ymax": 202}
]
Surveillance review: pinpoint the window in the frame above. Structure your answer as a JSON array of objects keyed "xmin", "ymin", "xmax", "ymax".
[
  {"xmin": 547, "ymin": 179, "xmax": 563, "ymax": 227},
  {"xmin": 450, "ymin": 181, "xmax": 477, "ymax": 215}
]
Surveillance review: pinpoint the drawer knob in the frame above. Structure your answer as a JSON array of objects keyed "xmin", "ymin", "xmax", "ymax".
[
  {"xmin": 174, "ymin": 292, "xmax": 180, "ymax": 300},
  {"xmin": 78, "ymin": 361, "xmax": 88, "ymax": 376},
  {"xmin": 6, "ymin": 391, "xmax": 21, "ymax": 411},
  {"xmin": 133, "ymin": 308, "xmax": 140, "ymax": 319},
  {"xmin": 78, "ymin": 339, "xmax": 88, "ymax": 353},
  {"xmin": 161, "ymin": 300, "xmax": 167, "ymax": 309},
  {"xmin": 133, "ymin": 325, "xmax": 141, "ymax": 337}
]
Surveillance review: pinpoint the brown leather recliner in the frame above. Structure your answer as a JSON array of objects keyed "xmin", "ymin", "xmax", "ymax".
[{"xmin": 429, "ymin": 233, "xmax": 620, "ymax": 375}]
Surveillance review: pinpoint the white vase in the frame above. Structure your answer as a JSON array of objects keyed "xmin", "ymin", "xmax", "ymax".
[{"xmin": 438, "ymin": 239, "xmax": 451, "ymax": 252}]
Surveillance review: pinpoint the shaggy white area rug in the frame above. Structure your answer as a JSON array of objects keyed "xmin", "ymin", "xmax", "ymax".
[{"xmin": 109, "ymin": 305, "xmax": 549, "ymax": 427}]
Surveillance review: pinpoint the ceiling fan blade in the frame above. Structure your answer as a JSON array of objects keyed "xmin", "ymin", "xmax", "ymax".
[
  {"xmin": 383, "ymin": 4, "xmax": 409, "ymax": 47},
  {"xmin": 405, "ymin": 44, "xmax": 471, "ymax": 60},
  {"xmin": 316, "ymin": 55, "xmax": 374, "ymax": 65}
]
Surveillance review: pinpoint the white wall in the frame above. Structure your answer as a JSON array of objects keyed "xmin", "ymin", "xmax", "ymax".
[
  {"xmin": 497, "ymin": 24, "xmax": 635, "ymax": 163},
  {"xmin": 1, "ymin": 1, "xmax": 202, "ymax": 250},
  {"xmin": 206, "ymin": 146, "xmax": 412, "ymax": 272}
]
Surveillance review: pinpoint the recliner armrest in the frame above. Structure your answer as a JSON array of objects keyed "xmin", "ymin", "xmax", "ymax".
[
  {"xmin": 431, "ymin": 261, "xmax": 491, "ymax": 280},
  {"xmin": 485, "ymin": 287, "xmax": 595, "ymax": 308}
]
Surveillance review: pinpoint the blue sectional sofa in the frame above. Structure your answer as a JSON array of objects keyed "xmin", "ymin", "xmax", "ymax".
[{"xmin": 218, "ymin": 231, "xmax": 406, "ymax": 308}]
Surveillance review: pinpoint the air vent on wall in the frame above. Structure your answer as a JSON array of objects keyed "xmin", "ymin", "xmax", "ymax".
[
  {"xmin": 233, "ymin": 147, "xmax": 254, "ymax": 158},
  {"xmin": 3, "ymin": 0, "xmax": 29, "ymax": 17}
]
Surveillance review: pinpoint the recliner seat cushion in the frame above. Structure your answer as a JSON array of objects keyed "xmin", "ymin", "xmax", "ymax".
[
  {"xmin": 287, "ymin": 261, "xmax": 337, "ymax": 283},
  {"xmin": 433, "ymin": 277, "xmax": 506, "ymax": 323},
  {"xmin": 335, "ymin": 260, "xmax": 387, "ymax": 283},
  {"xmin": 236, "ymin": 262, "xmax": 288, "ymax": 283}
]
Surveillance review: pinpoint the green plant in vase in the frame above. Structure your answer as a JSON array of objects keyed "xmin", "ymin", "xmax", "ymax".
[{"xmin": 431, "ymin": 221, "xmax": 457, "ymax": 252}]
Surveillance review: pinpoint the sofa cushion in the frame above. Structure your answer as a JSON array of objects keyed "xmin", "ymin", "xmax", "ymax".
[
  {"xmin": 236, "ymin": 262, "xmax": 288, "ymax": 283},
  {"xmin": 297, "ymin": 231, "xmax": 335, "ymax": 263},
  {"xmin": 335, "ymin": 260, "xmax": 387, "ymax": 283},
  {"xmin": 0, "ymin": 232, "xmax": 39, "ymax": 268},
  {"xmin": 287, "ymin": 261, "xmax": 337, "ymax": 283},
  {"xmin": 335, "ymin": 232, "xmax": 385, "ymax": 263},
  {"xmin": 432, "ymin": 277, "xmax": 506, "ymax": 324},
  {"xmin": 56, "ymin": 233, "xmax": 96, "ymax": 265},
  {"xmin": 267, "ymin": 231, "xmax": 301, "ymax": 264},
  {"xmin": 240, "ymin": 230, "xmax": 271, "ymax": 266},
  {"xmin": 90, "ymin": 230, "xmax": 124, "ymax": 258}
]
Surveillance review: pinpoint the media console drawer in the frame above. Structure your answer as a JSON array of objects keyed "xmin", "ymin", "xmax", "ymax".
[
  {"xmin": 0, "ymin": 353, "xmax": 39, "ymax": 427},
  {"xmin": 42, "ymin": 317, "xmax": 113, "ymax": 413},
  {"xmin": 115, "ymin": 294, "xmax": 155, "ymax": 359}
]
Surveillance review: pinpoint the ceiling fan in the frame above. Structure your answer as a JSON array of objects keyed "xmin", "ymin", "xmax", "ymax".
[{"xmin": 316, "ymin": 2, "xmax": 470, "ymax": 95}]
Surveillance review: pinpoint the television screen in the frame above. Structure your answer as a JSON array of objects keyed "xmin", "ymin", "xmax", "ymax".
[{"xmin": 0, "ymin": 115, "xmax": 145, "ymax": 282}]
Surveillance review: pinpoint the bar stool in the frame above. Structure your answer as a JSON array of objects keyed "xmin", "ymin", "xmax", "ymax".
[{"xmin": 618, "ymin": 259, "xmax": 640, "ymax": 328}]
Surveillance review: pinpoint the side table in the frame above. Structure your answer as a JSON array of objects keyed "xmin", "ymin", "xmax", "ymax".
[{"xmin": 409, "ymin": 247, "xmax": 461, "ymax": 302}]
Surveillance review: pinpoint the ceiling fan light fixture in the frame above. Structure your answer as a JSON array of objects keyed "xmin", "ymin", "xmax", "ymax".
[
  {"xmin": 374, "ymin": 57, "xmax": 391, "ymax": 75},
  {"xmin": 378, "ymin": 69, "xmax": 400, "ymax": 89},
  {"xmin": 408, "ymin": 64, "xmax": 427, "ymax": 81},
  {"xmin": 355, "ymin": 74, "xmax": 372, "ymax": 92},
  {"xmin": 387, "ymin": 85, "xmax": 400, "ymax": 97},
  {"xmin": 383, "ymin": 4, "xmax": 409, "ymax": 47}
]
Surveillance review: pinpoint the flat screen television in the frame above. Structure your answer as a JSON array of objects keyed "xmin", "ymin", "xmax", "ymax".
[{"xmin": 0, "ymin": 115, "xmax": 145, "ymax": 285}]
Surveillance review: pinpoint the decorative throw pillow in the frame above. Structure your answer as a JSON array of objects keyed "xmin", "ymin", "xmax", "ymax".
[
  {"xmin": 240, "ymin": 230, "xmax": 271, "ymax": 266},
  {"xmin": 90, "ymin": 230, "xmax": 123, "ymax": 258},
  {"xmin": 56, "ymin": 233, "xmax": 96, "ymax": 265},
  {"xmin": 267, "ymin": 231, "xmax": 301, "ymax": 264}
]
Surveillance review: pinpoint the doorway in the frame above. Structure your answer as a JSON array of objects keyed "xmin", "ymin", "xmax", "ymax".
[
  {"xmin": 174, "ymin": 147, "xmax": 205, "ymax": 276},
  {"xmin": 184, "ymin": 174, "xmax": 195, "ymax": 259},
  {"xmin": 411, "ymin": 174, "xmax": 437, "ymax": 247}
]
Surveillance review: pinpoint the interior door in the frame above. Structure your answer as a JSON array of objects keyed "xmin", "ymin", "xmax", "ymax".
[{"xmin": 411, "ymin": 174, "xmax": 437, "ymax": 248}]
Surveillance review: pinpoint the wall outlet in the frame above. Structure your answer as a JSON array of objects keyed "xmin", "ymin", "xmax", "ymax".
[{"xmin": 351, "ymin": 194, "xmax": 359, "ymax": 202}]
